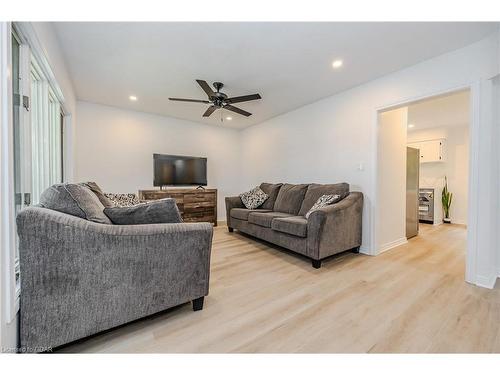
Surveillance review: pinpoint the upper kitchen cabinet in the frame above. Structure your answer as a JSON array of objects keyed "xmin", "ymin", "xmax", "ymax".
[{"xmin": 407, "ymin": 139, "xmax": 445, "ymax": 163}]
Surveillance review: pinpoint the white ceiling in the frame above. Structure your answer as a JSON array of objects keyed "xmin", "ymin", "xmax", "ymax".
[
  {"xmin": 53, "ymin": 22, "xmax": 496, "ymax": 129},
  {"xmin": 407, "ymin": 90, "xmax": 470, "ymax": 131}
]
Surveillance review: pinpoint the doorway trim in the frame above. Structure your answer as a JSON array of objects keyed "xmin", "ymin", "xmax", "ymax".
[{"xmin": 370, "ymin": 82, "xmax": 479, "ymax": 286}]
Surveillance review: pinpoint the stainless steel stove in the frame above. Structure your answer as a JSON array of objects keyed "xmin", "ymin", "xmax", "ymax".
[{"xmin": 419, "ymin": 188, "xmax": 434, "ymax": 223}]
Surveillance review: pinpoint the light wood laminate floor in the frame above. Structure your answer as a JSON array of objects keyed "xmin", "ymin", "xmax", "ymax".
[{"xmin": 60, "ymin": 223, "xmax": 500, "ymax": 353}]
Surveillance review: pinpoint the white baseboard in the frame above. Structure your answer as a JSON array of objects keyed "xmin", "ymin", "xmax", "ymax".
[
  {"xmin": 475, "ymin": 274, "xmax": 497, "ymax": 289},
  {"xmin": 378, "ymin": 237, "xmax": 408, "ymax": 254},
  {"xmin": 359, "ymin": 245, "xmax": 371, "ymax": 255}
]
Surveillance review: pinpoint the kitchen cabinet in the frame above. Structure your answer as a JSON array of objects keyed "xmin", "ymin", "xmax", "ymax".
[{"xmin": 407, "ymin": 139, "xmax": 445, "ymax": 163}]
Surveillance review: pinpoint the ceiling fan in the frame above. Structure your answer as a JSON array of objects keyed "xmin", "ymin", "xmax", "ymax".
[{"xmin": 169, "ymin": 80, "xmax": 262, "ymax": 118}]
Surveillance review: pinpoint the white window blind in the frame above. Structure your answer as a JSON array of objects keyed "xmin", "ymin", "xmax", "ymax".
[{"xmin": 30, "ymin": 60, "xmax": 63, "ymax": 205}]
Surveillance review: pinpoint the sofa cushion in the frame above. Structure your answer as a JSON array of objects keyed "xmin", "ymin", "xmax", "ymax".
[
  {"xmin": 271, "ymin": 216, "xmax": 308, "ymax": 237},
  {"xmin": 248, "ymin": 211, "xmax": 293, "ymax": 228},
  {"xmin": 40, "ymin": 183, "xmax": 112, "ymax": 224},
  {"xmin": 298, "ymin": 183, "xmax": 350, "ymax": 216},
  {"xmin": 231, "ymin": 208, "xmax": 272, "ymax": 221},
  {"xmin": 273, "ymin": 183, "xmax": 309, "ymax": 215},
  {"xmin": 259, "ymin": 183, "xmax": 283, "ymax": 210},
  {"xmin": 81, "ymin": 181, "xmax": 115, "ymax": 208},
  {"xmin": 104, "ymin": 198, "xmax": 182, "ymax": 225},
  {"xmin": 239, "ymin": 186, "xmax": 269, "ymax": 209}
]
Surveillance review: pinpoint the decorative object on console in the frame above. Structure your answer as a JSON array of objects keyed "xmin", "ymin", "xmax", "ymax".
[
  {"xmin": 139, "ymin": 188, "xmax": 217, "ymax": 226},
  {"xmin": 104, "ymin": 198, "xmax": 183, "ymax": 225},
  {"xmin": 239, "ymin": 186, "xmax": 269, "ymax": 209},
  {"xmin": 305, "ymin": 194, "xmax": 341, "ymax": 219},
  {"xmin": 104, "ymin": 193, "xmax": 141, "ymax": 207},
  {"xmin": 442, "ymin": 176, "xmax": 453, "ymax": 224}
]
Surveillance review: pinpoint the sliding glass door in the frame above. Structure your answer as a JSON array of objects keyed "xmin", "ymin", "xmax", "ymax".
[
  {"xmin": 11, "ymin": 28, "xmax": 65, "ymax": 292},
  {"xmin": 11, "ymin": 32, "xmax": 31, "ymax": 289}
]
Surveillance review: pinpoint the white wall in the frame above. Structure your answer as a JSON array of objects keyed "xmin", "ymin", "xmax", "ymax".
[
  {"xmin": 377, "ymin": 107, "xmax": 408, "ymax": 251},
  {"xmin": 240, "ymin": 33, "xmax": 499, "ymax": 286},
  {"xmin": 75, "ymin": 101, "xmax": 241, "ymax": 220},
  {"xmin": 408, "ymin": 126, "xmax": 469, "ymax": 225}
]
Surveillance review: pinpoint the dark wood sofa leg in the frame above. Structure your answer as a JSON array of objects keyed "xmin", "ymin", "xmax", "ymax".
[
  {"xmin": 228, "ymin": 227, "xmax": 234, "ymax": 233},
  {"xmin": 192, "ymin": 296, "xmax": 204, "ymax": 311},
  {"xmin": 351, "ymin": 246, "xmax": 360, "ymax": 254},
  {"xmin": 312, "ymin": 259, "xmax": 322, "ymax": 269}
]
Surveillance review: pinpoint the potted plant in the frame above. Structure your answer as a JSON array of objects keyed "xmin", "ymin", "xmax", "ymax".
[{"xmin": 442, "ymin": 176, "xmax": 453, "ymax": 224}]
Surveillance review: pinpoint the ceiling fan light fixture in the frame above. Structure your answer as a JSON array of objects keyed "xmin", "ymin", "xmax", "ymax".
[{"xmin": 169, "ymin": 80, "xmax": 261, "ymax": 118}]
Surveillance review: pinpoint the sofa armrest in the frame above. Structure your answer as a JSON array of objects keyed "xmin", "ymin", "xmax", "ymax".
[
  {"xmin": 306, "ymin": 192, "xmax": 363, "ymax": 259},
  {"xmin": 225, "ymin": 196, "xmax": 244, "ymax": 228},
  {"xmin": 16, "ymin": 206, "xmax": 213, "ymax": 349}
]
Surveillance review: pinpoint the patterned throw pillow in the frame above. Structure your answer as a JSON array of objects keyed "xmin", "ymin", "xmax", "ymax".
[
  {"xmin": 104, "ymin": 193, "xmax": 141, "ymax": 207},
  {"xmin": 305, "ymin": 194, "xmax": 341, "ymax": 219},
  {"xmin": 239, "ymin": 187, "xmax": 269, "ymax": 209}
]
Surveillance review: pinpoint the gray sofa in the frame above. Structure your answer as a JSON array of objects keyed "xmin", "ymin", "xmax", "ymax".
[
  {"xmin": 17, "ymin": 204, "xmax": 213, "ymax": 351},
  {"xmin": 225, "ymin": 183, "xmax": 363, "ymax": 268}
]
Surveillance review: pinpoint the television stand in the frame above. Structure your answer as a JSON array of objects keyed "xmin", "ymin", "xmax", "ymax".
[
  {"xmin": 138, "ymin": 188, "xmax": 217, "ymax": 226},
  {"xmin": 196, "ymin": 185, "xmax": 205, "ymax": 190}
]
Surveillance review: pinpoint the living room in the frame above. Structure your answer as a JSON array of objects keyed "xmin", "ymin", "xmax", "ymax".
[{"xmin": 1, "ymin": 1, "xmax": 500, "ymax": 373}]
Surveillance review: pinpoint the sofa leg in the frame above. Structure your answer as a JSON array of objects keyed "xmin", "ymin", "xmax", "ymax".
[
  {"xmin": 311, "ymin": 259, "xmax": 322, "ymax": 269},
  {"xmin": 228, "ymin": 227, "xmax": 234, "ymax": 233},
  {"xmin": 192, "ymin": 297, "xmax": 204, "ymax": 311},
  {"xmin": 351, "ymin": 246, "xmax": 360, "ymax": 254}
]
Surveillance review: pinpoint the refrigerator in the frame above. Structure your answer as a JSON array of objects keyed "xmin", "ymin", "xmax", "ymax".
[{"xmin": 406, "ymin": 147, "xmax": 420, "ymax": 239}]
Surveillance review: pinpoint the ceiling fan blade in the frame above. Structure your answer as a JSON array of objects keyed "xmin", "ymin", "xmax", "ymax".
[
  {"xmin": 196, "ymin": 80, "xmax": 215, "ymax": 98},
  {"xmin": 169, "ymin": 98, "xmax": 210, "ymax": 103},
  {"xmin": 225, "ymin": 94, "xmax": 261, "ymax": 104},
  {"xmin": 203, "ymin": 105, "xmax": 217, "ymax": 117},
  {"xmin": 224, "ymin": 104, "xmax": 251, "ymax": 117}
]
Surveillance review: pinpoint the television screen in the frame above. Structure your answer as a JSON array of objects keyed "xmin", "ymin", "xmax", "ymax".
[{"xmin": 153, "ymin": 154, "xmax": 207, "ymax": 187}]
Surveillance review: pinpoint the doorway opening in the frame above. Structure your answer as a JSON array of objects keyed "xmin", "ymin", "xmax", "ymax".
[{"xmin": 375, "ymin": 89, "xmax": 471, "ymax": 277}]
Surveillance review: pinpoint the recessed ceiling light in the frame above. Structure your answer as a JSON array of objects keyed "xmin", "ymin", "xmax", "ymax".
[
  {"xmin": 408, "ymin": 124, "xmax": 415, "ymax": 128},
  {"xmin": 129, "ymin": 95, "xmax": 138, "ymax": 101},
  {"xmin": 332, "ymin": 60, "xmax": 343, "ymax": 69},
  {"xmin": 225, "ymin": 116, "xmax": 232, "ymax": 121}
]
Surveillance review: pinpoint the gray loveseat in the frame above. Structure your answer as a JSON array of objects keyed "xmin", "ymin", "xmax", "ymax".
[
  {"xmin": 225, "ymin": 183, "xmax": 363, "ymax": 268},
  {"xmin": 17, "ymin": 185, "xmax": 213, "ymax": 352}
]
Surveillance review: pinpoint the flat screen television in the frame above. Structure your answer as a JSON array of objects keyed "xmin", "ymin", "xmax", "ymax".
[{"xmin": 153, "ymin": 154, "xmax": 207, "ymax": 188}]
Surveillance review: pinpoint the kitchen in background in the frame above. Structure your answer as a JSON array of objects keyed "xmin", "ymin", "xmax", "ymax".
[{"xmin": 406, "ymin": 90, "xmax": 470, "ymax": 227}]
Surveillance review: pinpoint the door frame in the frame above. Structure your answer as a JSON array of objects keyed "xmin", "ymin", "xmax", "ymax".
[
  {"xmin": 370, "ymin": 82, "xmax": 479, "ymax": 286},
  {"xmin": 0, "ymin": 22, "xmax": 19, "ymax": 325}
]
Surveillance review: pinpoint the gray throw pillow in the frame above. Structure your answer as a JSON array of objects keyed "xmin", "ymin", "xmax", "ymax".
[
  {"xmin": 239, "ymin": 187, "xmax": 269, "ymax": 209},
  {"xmin": 80, "ymin": 181, "xmax": 115, "ymax": 208},
  {"xmin": 305, "ymin": 194, "xmax": 341, "ymax": 219},
  {"xmin": 103, "ymin": 198, "xmax": 182, "ymax": 225},
  {"xmin": 40, "ymin": 183, "xmax": 112, "ymax": 224}
]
